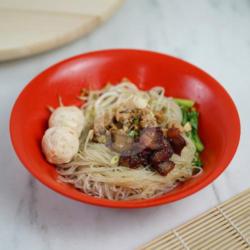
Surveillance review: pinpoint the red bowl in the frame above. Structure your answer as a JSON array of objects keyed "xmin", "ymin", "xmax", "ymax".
[{"xmin": 10, "ymin": 49, "xmax": 240, "ymax": 208}]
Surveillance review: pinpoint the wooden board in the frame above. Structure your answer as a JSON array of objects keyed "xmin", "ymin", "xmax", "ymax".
[
  {"xmin": 0, "ymin": 0, "xmax": 124, "ymax": 61},
  {"xmin": 139, "ymin": 189, "xmax": 250, "ymax": 250}
]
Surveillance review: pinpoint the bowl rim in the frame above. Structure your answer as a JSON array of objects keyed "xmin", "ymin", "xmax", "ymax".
[{"xmin": 9, "ymin": 49, "xmax": 241, "ymax": 208}]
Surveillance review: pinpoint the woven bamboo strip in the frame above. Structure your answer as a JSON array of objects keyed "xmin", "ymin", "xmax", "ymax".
[
  {"xmin": 189, "ymin": 227, "xmax": 242, "ymax": 249},
  {"xmin": 217, "ymin": 209, "xmax": 249, "ymax": 242},
  {"xmin": 177, "ymin": 210, "xmax": 220, "ymax": 231},
  {"xmin": 178, "ymin": 212, "xmax": 223, "ymax": 236},
  {"xmin": 186, "ymin": 223, "xmax": 236, "ymax": 248},
  {"xmin": 215, "ymin": 236, "xmax": 250, "ymax": 250},
  {"xmin": 234, "ymin": 218, "xmax": 250, "ymax": 232},
  {"xmin": 153, "ymin": 233, "xmax": 186, "ymax": 250},
  {"xmin": 222, "ymin": 192, "xmax": 249, "ymax": 206},
  {"xmin": 241, "ymin": 224, "xmax": 250, "ymax": 233},
  {"xmin": 221, "ymin": 205, "xmax": 249, "ymax": 220},
  {"xmin": 139, "ymin": 189, "xmax": 250, "ymax": 250},
  {"xmin": 146, "ymin": 235, "xmax": 182, "ymax": 250},
  {"xmin": 140, "ymin": 233, "xmax": 176, "ymax": 249},
  {"xmin": 220, "ymin": 198, "xmax": 249, "ymax": 214},
  {"xmin": 179, "ymin": 216, "xmax": 227, "ymax": 240},
  {"xmin": 157, "ymin": 243, "xmax": 184, "ymax": 250},
  {"xmin": 214, "ymin": 240, "xmax": 249, "ymax": 250},
  {"xmin": 156, "ymin": 240, "xmax": 184, "ymax": 250},
  {"xmin": 219, "ymin": 189, "xmax": 249, "ymax": 207}
]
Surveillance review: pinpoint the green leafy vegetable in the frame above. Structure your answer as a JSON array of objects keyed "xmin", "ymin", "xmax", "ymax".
[
  {"xmin": 175, "ymin": 98, "xmax": 204, "ymax": 165},
  {"xmin": 187, "ymin": 131, "xmax": 204, "ymax": 153},
  {"xmin": 192, "ymin": 152, "xmax": 203, "ymax": 167},
  {"xmin": 188, "ymin": 110, "xmax": 198, "ymax": 130},
  {"xmin": 182, "ymin": 109, "xmax": 188, "ymax": 125},
  {"xmin": 128, "ymin": 130, "xmax": 139, "ymax": 138},
  {"xmin": 191, "ymin": 129, "xmax": 204, "ymax": 152},
  {"xmin": 184, "ymin": 111, "xmax": 204, "ymax": 153}
]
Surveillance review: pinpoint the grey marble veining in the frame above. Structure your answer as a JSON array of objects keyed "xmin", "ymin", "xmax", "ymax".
[{"xmin": 0, "ymin": 0, "xmax": 250, "ymax": 249}]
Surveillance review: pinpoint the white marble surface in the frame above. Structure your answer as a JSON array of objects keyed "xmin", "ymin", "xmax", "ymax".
[{"xmin": 0, "ymin": 0, "xmax": 250, "ymax": 249}]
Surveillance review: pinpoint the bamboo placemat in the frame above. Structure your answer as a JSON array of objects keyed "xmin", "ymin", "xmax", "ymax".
[{"xmin": 139, "ymin": 189, "xmax": 250, "ymax": 250}]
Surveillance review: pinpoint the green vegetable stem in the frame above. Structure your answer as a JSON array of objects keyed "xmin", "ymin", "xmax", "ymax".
[
  {"xmin": 175, "ymin": 98, "xmax": 204, "ymax": 153},
  {"xmin": 174, "ymin": 98, "xmax": 195, "ymax": 108}
]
